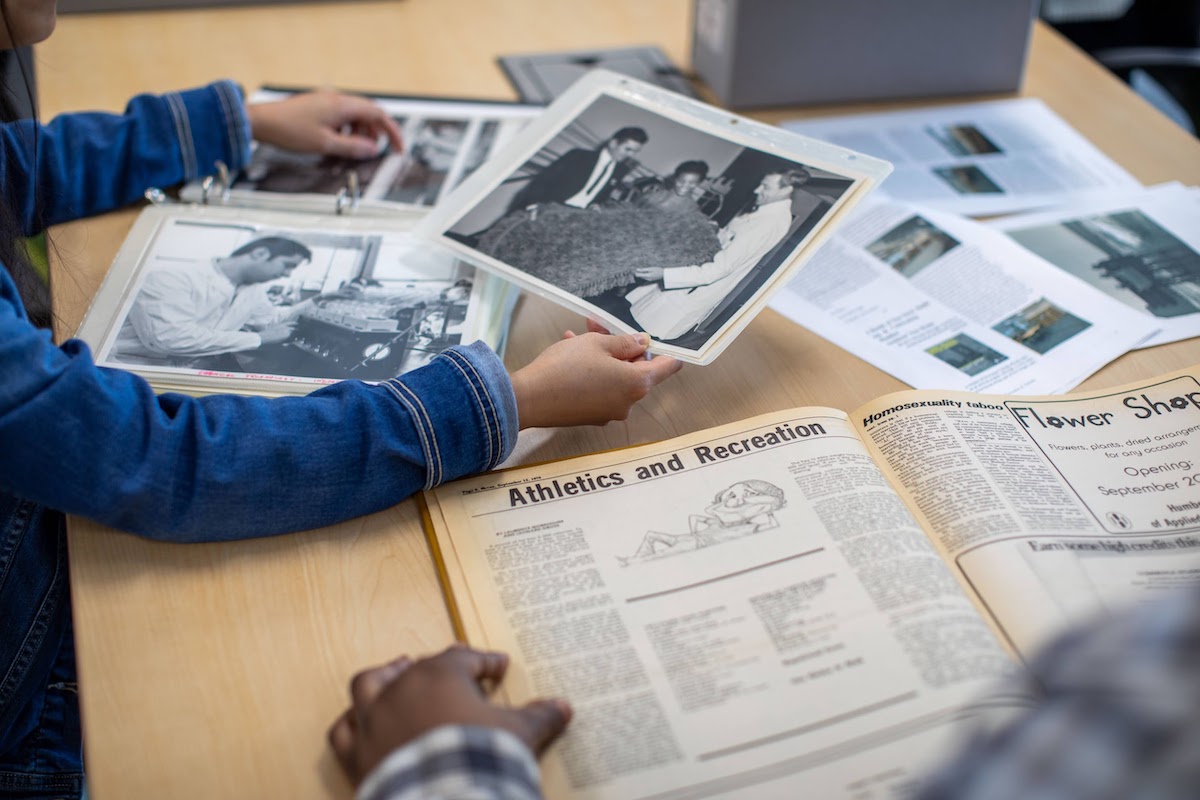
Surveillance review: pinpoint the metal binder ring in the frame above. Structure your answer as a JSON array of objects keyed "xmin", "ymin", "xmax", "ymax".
[
  {"xmin": 347, "ymin": 171, "xmax": 361, "ymax": 203},
  {"xmin": 214, "ymin": 161, "xmax": 232, "ymax": 204},
  {"xmin": 199, "ymin": 175, "xmax": 215, "ymax": 205}
]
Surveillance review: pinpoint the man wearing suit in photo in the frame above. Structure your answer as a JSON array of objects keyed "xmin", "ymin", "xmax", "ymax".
[
  {"xmin": 625, "ymin": 167, "xmax": 809, "ymax": 341},
  {"xmin": 506, "ymin": 126, "xmax": 648, "ymax": 213}
]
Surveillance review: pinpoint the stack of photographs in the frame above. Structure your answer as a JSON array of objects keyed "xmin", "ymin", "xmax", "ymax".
[
  {"xmin": 77, "ymin": 90, "xmax": 542, "ymax": 397},
  {"xmin": 76, "ymin": 71, "xmax": 888, "ymax": 397}
]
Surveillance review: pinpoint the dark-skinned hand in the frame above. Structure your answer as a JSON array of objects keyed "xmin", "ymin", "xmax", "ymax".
[{"xmin": 328, "ymin": 645, "xmax": 572, "ymax": 786}]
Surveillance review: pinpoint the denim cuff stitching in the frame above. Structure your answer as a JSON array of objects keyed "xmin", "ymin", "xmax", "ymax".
[
  {"xmin": 440, "ymin": 349, "xmax": 500, "ymax": 470},
  {"xmin": 382, "ymin": 380, "xmax": 441, "ymax": 489},
  {"xmin": 163, "ymin": 92, "xmax": 197, "ymax": 180}
]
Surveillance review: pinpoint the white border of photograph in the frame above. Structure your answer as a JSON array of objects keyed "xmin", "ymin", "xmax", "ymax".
[
  {"xmin": 179, "ymin": 88, "xmax": 542, "ymax": 216},
  {"xmin": 416, "ymin": 69, "xmax": 891, "ymax": 365},
  {"xmin": 74, "ymin": 204, "xmax": 515, "ymax": 397}
]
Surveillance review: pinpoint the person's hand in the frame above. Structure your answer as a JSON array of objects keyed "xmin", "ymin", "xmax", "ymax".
[
  {"xmin": 511, "ymin": 331, "xmax": 682, "ymax": 428},
  {"xmin": 583, "ymin": 318, "xmax": 612, "ymax": 336},
  {"xmin": 328, "ymin": 646, "xmax": 571, "ymax": 786},
  {"xmin": 633, "ymin": 266, "xmax": 665, "ymax": 282},
  {"xmin": 247, "ymin": 89, "xmax": 404, "ymax": 160},
  {"xmin": 280, "ymin": 298, "xmax": 316, "ymax": 320},
  {"xmin": 575, "ymin": 320, "xmax": 652, "ymax": 364},
  {"xmin": 257, "ymin": 322, "xmax": 296, "ymax": 346},
  {"xmin": 319, "ymin": 280, "xmax": 370, "ymax": 301}
]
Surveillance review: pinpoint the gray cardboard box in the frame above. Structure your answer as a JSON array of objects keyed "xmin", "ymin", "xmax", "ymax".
[{"xmin": 691, "ymin": 0, "xmax": 1039, "ymax": 108}]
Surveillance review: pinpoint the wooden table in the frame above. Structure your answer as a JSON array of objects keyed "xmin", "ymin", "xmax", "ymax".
[{"xmin": 37, "ymin": 3, "xmax": 1200, "ymax": 798}]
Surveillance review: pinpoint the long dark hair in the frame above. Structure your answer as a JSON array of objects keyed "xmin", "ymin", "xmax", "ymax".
[{"xmin": 0, "ymin": 1, "xmax": 52, "ymax": 330}]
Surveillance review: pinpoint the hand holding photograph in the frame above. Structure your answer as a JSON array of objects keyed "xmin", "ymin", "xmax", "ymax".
[
  {"xmin": 417, "ymin": 70, "xmax": 892, "ymax": 365},
  {"xmin": 180, "ymin": 88, "xmax": 541, "ymax": 215}
]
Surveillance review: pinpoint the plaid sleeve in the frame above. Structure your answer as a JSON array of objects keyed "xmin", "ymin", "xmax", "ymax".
[
  {"xmin": 356, "ymin": 725, "xmax": 543, "ymax": 800},
  {"xmin": 916, "ymin": 585, "xmax": 1200, "ymax": 800}
]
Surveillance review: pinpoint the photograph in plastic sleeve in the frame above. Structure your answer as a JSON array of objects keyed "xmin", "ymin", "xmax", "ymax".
[
  {"xmin": 95, "ymin": 217, "xmax": 484, "ymax": 385},
  {"xmin": 420, "ymin": 71, "xmax": 889, "ymax": 364},
  {"xmin": 184, "ymin": 89, "xmax": 540, "ymax": 212}
]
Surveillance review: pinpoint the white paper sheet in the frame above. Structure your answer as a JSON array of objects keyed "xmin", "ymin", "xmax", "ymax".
[
  {"xmin": 989, "ymin": 183, "xmax": 1200, "ymax": 348},
  {"xmin": 783, "ymin": 99, "xmax": 1141, "ymax": 217},
  {"xmin": 768, "ymin": 198, "xmax": 1159, "ymax": 395}
]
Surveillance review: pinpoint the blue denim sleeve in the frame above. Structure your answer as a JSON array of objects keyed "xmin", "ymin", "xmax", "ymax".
[
  {"xmin": 0, "ymin": 80, "xmax": 249, "ymax": 232},
  {"xmin": 0, "ymin": 273, "xmax": 518, "ymax": 542}
]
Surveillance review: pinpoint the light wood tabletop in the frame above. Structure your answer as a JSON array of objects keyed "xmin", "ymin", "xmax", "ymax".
[{"xmin": 36, "ymin": 2, "xmax": 1200, "ymax": 798}]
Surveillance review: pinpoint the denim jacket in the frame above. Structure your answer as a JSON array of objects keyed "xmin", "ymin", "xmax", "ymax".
[{"xmin": 0, "ymin": 82, "xmax": 517, "ymax": 798}]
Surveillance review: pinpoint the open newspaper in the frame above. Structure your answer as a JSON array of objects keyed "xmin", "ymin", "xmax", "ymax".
[
  {"xmin": 768, "ymin": 197, "xmax": 1161, "ymax": 395},
  {"xmin": 424, "ymin": 365, "xmax": 1200, "ymax": 799}
]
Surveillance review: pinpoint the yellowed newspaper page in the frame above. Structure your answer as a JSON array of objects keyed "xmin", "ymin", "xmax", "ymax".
[
  {"xmin": 427, "ymin": 409, "xmax": 1021, "ymax": 799},
  {"xmin": 854, "ymin": 365, "xmax": 1200, "ymax": 659}
]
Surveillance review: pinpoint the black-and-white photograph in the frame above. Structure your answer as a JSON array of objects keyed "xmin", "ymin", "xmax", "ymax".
[
  {"xmin": 441, "ymin": 93, "xmax": 857, "ymax": 353},
  {"xmin": 992, "ymin": 298, "xmax": 1091, "ymax": 354},
  {"xmin": 237, "ymin": 135, "xmax": 396, "ymax": 197},
  {"xmin": 866, "ymin": 215, "xmax": 961, "ymax": 278},
  {"xmin": 1006, "ymin": 210, "xmax": 1200, "ymax": 318},
  {"xmin": 192, "ymin": 90, "xmax": 539, "ymax": 211},
  {"xmin": 926, "ymin": 123, "xmax": 1003, "ymax": 157},
  {"xmin": 926, "ymin": 333, "xmax": 1008, "ymax": 376},
  {"xmin": 382, "ymin": 118, "xmax": 469, "ymax": 205},
  {"xmin": 100, "ymin": 220, "xmax": 482, "ymax": 383},
  {"xmin": 458, "ymin": 120, "xmax": 501, "ymax": 185},
  {"xmin": 933, "ymin": 164, "xmax": 1004, "ymax": 195}
]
